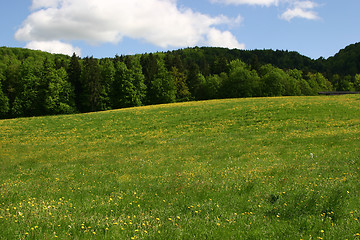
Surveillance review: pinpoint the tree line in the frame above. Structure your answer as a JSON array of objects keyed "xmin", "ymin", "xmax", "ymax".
[{"xmin": 0, "ymin": 44, "xmax": 360, "ymax": 119}]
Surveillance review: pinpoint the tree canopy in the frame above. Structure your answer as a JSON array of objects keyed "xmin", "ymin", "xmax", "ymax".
[{"xmin": 0, "ymin": 43, "xmax": 359, "ymax": 119}]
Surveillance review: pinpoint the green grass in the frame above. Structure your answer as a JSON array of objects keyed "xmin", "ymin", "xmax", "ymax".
[{"xmin": 1, "ymin": 95, "xmax": 360, "ymax": 239}]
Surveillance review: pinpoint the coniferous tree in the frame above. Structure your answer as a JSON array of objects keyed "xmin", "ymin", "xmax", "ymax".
[
  {"xmin": 68, "ymin": 53, "xmax": 82, "ymax": 111},
  {"xmin": 186, "ymin": 62, "xmax": 202, "ymax": 100},
  {"xmin": 80, "ymin": 57, "xmax": 103, "ymax": 112},
  {"xmin": 141, "ymin": 53, "xmax": 158, "ymax": 101},
  {"xmin": 100, "ymin": 59, "xmax": 115, "ymax": 110},
  {"xmin": 171, "ymin": 67, "xmax": 191, "ymax": 102},
  {"xmin": 0, "ymin": 73, "xmax": 9, "ymax": 117}
]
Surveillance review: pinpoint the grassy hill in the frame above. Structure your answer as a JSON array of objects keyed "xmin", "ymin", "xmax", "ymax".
[{"xmin": 1, "ymin": 95, "xmax": 360, "ymax": 239}]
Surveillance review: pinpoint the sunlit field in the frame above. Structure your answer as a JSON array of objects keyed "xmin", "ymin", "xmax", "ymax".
[{"xmin": 1, "ymin": 95, "xmax": 360, "ymax": 239}]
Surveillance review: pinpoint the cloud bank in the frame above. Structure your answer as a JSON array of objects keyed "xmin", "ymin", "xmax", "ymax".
[
  {"xmin": 15, "ymin": 0, "xmax": 244, "ymax": 56},
  {"xmin": 211, "ymin": 0, "xmax": 320, "ymax": 21}
]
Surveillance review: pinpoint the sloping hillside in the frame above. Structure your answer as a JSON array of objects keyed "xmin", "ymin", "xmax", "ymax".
[{"xmin": 1, "ymin": 95, "xmax": 360, "ymax": 239}]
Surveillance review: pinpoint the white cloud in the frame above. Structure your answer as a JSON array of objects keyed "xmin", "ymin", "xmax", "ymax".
[
  {"xmin": 15, "ymin": 0, "xmax": 244, "ymax": 55},
  {"xmin": 31, "ymin": 0, "xmax": 60, "ymax": 10},
  {"xmin": 211, "ymin": 0, "xmax": 320, "ymax": 21},
  {"xmin": 207, "ymin": 29, "xmax": 245, "ymax": 49},
  {"xmin": 25, "ymin": 40, "xmax": 82, "ymax": 56},
  {"xmin": 280, "ymin": 1, "xmax": 320, "ymax": 21}
]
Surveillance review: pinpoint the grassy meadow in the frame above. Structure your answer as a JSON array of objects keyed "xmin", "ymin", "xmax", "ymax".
[{"xmin": 0, "ymin": 95, "xmax": 360, "ymax": 239}]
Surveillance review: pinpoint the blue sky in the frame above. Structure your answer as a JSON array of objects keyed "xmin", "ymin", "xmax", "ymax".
[{"xmin": 1, "ymin": 0, "xmax": 359, "ymax": 59}]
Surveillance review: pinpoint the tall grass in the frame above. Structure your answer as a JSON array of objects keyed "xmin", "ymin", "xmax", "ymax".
[{"xmin": 1, "ymin": 95, "xmax": 360, "ymax": 239}]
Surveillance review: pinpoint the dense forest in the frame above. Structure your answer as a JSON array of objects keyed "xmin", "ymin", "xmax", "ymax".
[{"xmin": 1, "ymin": 42, "xmax": 360, "ymax": 118}]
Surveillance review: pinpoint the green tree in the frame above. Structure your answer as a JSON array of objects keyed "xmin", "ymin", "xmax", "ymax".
[
  {"xmin": 221, "ymin": 60, "xmax": 260, "ymax": 98},
  {"xmin": 68, "ymin": 53, "xmax": 82, "ymax": 111},
  {"xmin": 100, "ymin": 59, "xmax": 115, "ymax": 110},
  {"xmin": 148, "ymin": 59, "xmax": 176, "ymax": 104},
  {"xmin": 111, "ymin": 60, "xmax": 146, "ymax": 108},
  {"xmin": 202, "ymin": 73, "xmax": 225, "ymax": 100},
  {"xmin": 111, "ymin": 61, "xmax": 130, "ymax": 108},
  {"xmin": 186, "ymin": 62, "xmax": 202, "ymax": 100},
  {"xmin": 307, "ymin": 73, "xmax": 333, "ymax": 93},
  {"xmin": 354, "ymin": 74, "xmax": 360, "ymax": 91},
  {"xmin": 299, "ymin": 79, "xmax": 314, "ymax": 95},
  {"xmin": 80, "ymin": 57, "xmax": 103, "ymax": 112},
  {"xmin": 0, "ymin": 72, "xmax": 9, "ymax": 117},
  {"xmin": 171, "ymin": 67, "xmax": 191, "ymax": 101},
  {"xmin": 259, "ymin": 64, "xmax": 287, "ymax": 97},
  {"xmin": 130, "ymin": 57, "xmax": 147, "ymax": 106},
  {"xmin": 3, "ymin": 57, "xmax": 21, "ymax": 110},
  {"xmin": 45, "ymin": 68, "xmax": 75, "ymax": 114},
  {"xmin": 140, "ymin": 53, "xmax": 158, "ymax": 88},
  {"xmin": 334, "ymin": 75, "xmax": 354, "ymax": 91},
  {"xmin": 285, "ymin": 69, "xmax": 302, "ymax": 96},
  {"xmin": 11, "ymin": 57, "xmax": 43, "ymax": 116}
]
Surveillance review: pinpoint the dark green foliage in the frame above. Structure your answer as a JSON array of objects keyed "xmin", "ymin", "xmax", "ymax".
[
  {"xmin": 11, "ymin": 57, "xmax": 43, "ymax": 116},
  {"xmin": 111, "ymin": 59, "xmax": 146, "ymax": 108},
  {"xmin": 44, "ymin": 67, "xmax": 75, "ymax": 115},
  {"xmin": 148, "ymin": 59, "xmax": 176, "ymax": 104},
  {"xmin": 0, "ymin": 42, "xmax": 359, "ymax": 119},
  {"xmin": 111, "ymin": 61, "xmax": 131, "ymax": 108},
  {"xmin": 0, "ymin": 73, "xmax": 9, "ymax": 117},
  {"xmin": 325, "ymin": 42, "xmax": 360, "ymax": 76},
  {"xmin": 221, "ymin": 60, "xmax": 260, "ymax": 98},
  {"xmin": 171, "ymin": 67, "xmax": 191, "ymax": 101},
  {"xmin": 306, "ymin": 73, "xmax": 333, "ymax": 93},
  {"xmin": 186, "ymin": 62, "xmax": 203, "ymax": 99},
  {"xmin": 201, "ymin": 73, "xmax": 225, "ymax": 100},
  {"xmin": 354, "ymin": 74, "xmax": 360, "ymax": 91},
  {"xmin": 68, "ymin": 53, "xmax": 82, "ymax": 110},
  {"xmin": 286, "ymin": 69, "xmax": 303, "ymax": 96},
  {"xmin": 80, "ymin": 57, "xmax": 103, "ymax": 112},
  {"xmin": 99, "ymin": 58, "xmax": 115, "ymax": 110},
  {"xmin": 259, "ymin": 64, "xmax": 287, "ymax": 97}
]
